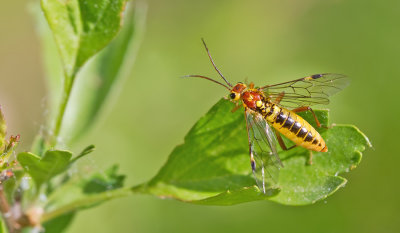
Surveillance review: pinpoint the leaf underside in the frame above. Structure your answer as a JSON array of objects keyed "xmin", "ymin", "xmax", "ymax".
[{"xmin": 139, "ymin": 99, "xmax": 370, "ymax": 206}]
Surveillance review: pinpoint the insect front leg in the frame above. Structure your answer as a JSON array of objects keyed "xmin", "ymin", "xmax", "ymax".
[
  {"xmin": 231, "ymin": 103, "xmax": 242, "ymax": 113},
  {"xmin": 292, "ymin": 106, "xmax": 322, "ymax": 128}
]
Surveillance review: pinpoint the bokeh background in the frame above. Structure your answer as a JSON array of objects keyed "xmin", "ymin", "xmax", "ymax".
[{"xmin": 1, "ymin": 0, "xmax": 399, "ymax": 232}]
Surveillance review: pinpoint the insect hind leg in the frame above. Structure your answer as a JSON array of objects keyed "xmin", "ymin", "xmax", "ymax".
[
  {"xmin": 308, "ymin": 151, "xmax": 313, "ymax": 165},
  {"xmin": 292, "ymin": 106, "xmax": 322, "ymax": 128},
  {"xmin": 274, "ymin": 129, "xmax": 297, "ymax": 151}
]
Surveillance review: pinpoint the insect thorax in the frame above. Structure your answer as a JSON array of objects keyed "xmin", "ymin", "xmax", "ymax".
[{"xmin": 253, "ymin": 98, "xmax": 281, "ymax": 123}]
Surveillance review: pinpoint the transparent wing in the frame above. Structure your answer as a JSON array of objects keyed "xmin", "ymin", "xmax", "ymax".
[
  {"xmin": 260, "ymin": 73, "xmax": 349, "ymax": 108},
  {"xmin": 245, "ymin": 109, "xmax": 283, "ymax": 193}
]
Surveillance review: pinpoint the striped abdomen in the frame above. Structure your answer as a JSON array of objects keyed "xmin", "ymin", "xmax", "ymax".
[{"xmin": 260, "ymin": 103, "xmax": 327, "ymax": 152}]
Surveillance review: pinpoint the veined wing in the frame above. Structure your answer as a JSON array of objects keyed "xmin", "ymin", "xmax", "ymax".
[
  {"xmin": 245, "ymin": 109, "xmax": 283, "ymax": 194},
  {"xmin": 260, "ymin": 73, "xmax": 349, "ymax": 108}
]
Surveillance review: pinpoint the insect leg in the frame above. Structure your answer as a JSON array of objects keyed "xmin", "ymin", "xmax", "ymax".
[
  {"xmin": 274, "ymin": 92, "xmax": 285, "ymax": 104},
  {"xmin": 231, "ymin": 104, "xmax": 242, "ymax": 113},
  {"xmin": 275, "ymin": 128, "xmax": 313, "ymax": 165},
  {"xmin": 274, "ymin": 129, "xmax": 297, "ymax": 151},
  {"xmin": 249, "ymin": 82, "xmax": 255, "ymax": 89},
  {"xmin": 308, "ymin": 151, "xmax": 313, "ymax": 165},
  {"xmin": 291, "ymin": 106, "xmax": 321, "ymax": 128}
]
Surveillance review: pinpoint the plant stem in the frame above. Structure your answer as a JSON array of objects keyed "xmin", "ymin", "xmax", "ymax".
[
  {"xmin": 0, "ymin": 185, "xmax": 19, "ymax": 233},
  {"xmin": 41, "ymin": 186, "xmax": 141, "ymax": 223},
  {"xmin": 51, "ymin": 73, "xmax": 75, "ymax": 147}
]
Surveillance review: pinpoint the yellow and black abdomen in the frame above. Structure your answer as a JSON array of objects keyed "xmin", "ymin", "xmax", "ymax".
[{"xmin": 263, "ymin": 104, "xmax": 327, "ymax": 152}]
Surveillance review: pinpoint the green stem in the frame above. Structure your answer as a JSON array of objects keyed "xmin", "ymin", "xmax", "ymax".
[
  {"xmin": 41, "ymin": 185, "xmax": 145, "ymax": 223},
  {"xmin": 51, "ymin": 73, "xmax": 75, "ymax": 147}
]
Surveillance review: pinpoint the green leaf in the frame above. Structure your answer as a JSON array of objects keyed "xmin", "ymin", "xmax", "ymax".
[
  {"xmin": 42, "ymin": 213, "xmax": 75, "ymax": 233},
  {"xmin": 70, "ymin": 145, "xmax": 95, "ymax": 164},
  {"xmin": 38, "ymin": 2, "xmax": 145, "ymax": 144},
  {"xmin": 61, "ymin": 2, "xmax": 146, "ymax": 144},
  {"xmin": 17, "ymin": 150, "xmax": 72, "ymax": 189},
  {"xmin": 1, "ymin": 135, "xmax": 20, "ymax": 170},
  {"xmin": 81, "ymin": 164, "xmax": 125, "ymax": 194},
  {"xmin": 30, "ymin": 135, "xmax": 47, "ymax": 157},
  {"xmin": 42, "ymin": 165, "xmax": 127, "ymax": 222},
  {"xmin": 0, "ymin": 106, "xmax": 6, "ymax": 151},
  {"xmin": 41, "ymin": 0, "xmax": 128, "ymax": 78},
  {"xmin": 0, "ymin": 216, "xmax": 8, "ymax": 233},
  {"xmin": 3, "ymin": 170, "xmax": 25, "ymax": 204},
  {"xmin": 138, "ymin": 99, "xmax": 371, "ymax": 205},
  {"xmin": 0, "ymin": 108, "xmax": 20, "ymax": 169},
  {"xmin": 32, "ymin": 4, "xmax": 63, "ymax": 137}
]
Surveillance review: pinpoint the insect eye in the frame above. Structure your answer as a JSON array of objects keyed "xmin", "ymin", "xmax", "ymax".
[{"xmin": 230, "ymin": 93, "xmax": 236, "ymax": 99}]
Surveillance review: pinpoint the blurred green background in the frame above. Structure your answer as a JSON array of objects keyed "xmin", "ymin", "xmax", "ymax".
[{"xmin": 1, "ymin": 0, "xmax": 399, "ymax": 232}]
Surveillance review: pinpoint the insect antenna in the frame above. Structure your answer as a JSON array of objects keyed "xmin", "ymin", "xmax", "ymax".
[
  {"xmin": 201, "ymin": 38, "xmax": 233, "ymax": 87},
  {"xmin": 182, "ymin": 75, "xmax": 231, "ymax": 91}
]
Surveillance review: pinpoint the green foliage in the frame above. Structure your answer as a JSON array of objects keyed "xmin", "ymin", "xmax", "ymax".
[
  {"xmin": 136, "ymin": 99, "xmax": 371, "ymax": 205},
  {"xmin": 0, "ymin": 0, "xmax": 372, "ymax": 232},
  {"xmin": 60, "ymin": 4, "xmax": 144, "ymax": 143},
  {"xmin": 17, "ymin": 150, "xmax": 72, "ymax": 189},
  {"xmin": 0, "ymin": 1, "xmax": 145, "ymax": 230},
  {"xmin": 40, "ymin": 0, "xmax": 130, "ymax": 147},
  {"xmin": 42, "ymin": 213, "xmax": 75, "ymax": 233},
  {"xmin": 0, "ymin": 107, "xmax": 6, "ymax": 150},
  {"xmin": 3, "ymin": 170, "xmax": 24, "ymax": 204},
  {"xmin": 70, "ymin": 145, "xmax": 95, "ymax": 164},
  {"xmin": 39, "ymin": 1, "xmax": 143, "ymax": 145},
  {"xmin": 41, "ymin": 0, "xmax": 128, "ymax": 78},
  {"xmin": 42, "ymin": 165, "xmax": 126, "ymax": 222},
  {"xmin": 0, "ymin": 107, "xmax": 19, "ymax": 169},
  {"xmin": 0, "ymin": 217, "xmax": 8, "ymax": 233}
]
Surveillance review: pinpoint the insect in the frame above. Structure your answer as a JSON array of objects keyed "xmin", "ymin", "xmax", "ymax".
[{"xmin": 185, "ymin": 39, "xmax": 349, "ymax": 194}]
